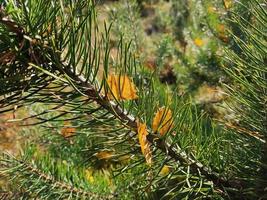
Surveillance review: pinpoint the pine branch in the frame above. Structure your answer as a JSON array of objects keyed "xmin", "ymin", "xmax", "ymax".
[
  {"xmin": 76, "ymin": 73, "xmax": 234, "ymax": 189},
  {"xmin": 40, "ymin": 53, "xmax": 235, "ymax": 192},
  {"xmin": 0, "ymin": 2, "xmax": 236, "ymax": 194}
]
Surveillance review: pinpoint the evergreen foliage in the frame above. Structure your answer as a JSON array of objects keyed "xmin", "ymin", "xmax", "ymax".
[
  {"xmin": 0, "ymin": 0, "xmax": 266, "ymax": 199},
  {"xmin": 224, "ymin": 0, "xmax": 267, "ymax": 197}
]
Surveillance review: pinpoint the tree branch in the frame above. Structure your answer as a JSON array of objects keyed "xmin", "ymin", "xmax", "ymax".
[
  {"xmin": 67, "ymin": 69, "xmax": 235, "ymax": 192},
  {"xmin": 0, "ymin": 9, "xmax": 237, "ymax": 194}
]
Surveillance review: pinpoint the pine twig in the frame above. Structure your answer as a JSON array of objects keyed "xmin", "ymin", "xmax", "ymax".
[{"xmin": 215, "ymin": 119, "xmax": 266, "ymax": 143}]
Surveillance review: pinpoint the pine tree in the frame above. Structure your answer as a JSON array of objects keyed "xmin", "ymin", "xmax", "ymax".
[{"xmin": 0, "ymin": 0, "xmax": 266, "ymax": 199}]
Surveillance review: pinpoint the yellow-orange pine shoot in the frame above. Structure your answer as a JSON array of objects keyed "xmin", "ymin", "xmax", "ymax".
[
  {"xmin": 194, "ymin": 38, "xmax": 204, "ymax": 47},
  {"xmin": 61, "ymin": 122, "xmax": 76, "ymax": 138},
  {"xmin": 224, "ymin": 0, "xmax": 232, "ymax": 9},
  {"xmin": 152, "ymin": 107, "xmax": 174, "ymax": 136},
  {"xmin": 107, "ymin": 74, "xmax": 138, "ymax": 100},
  {"xmin": 137, "ymin": 121, "xmax": 152, "ymax": 165},
  {"xmin": 159, "ymin": 165, "xmax": 170, "ymax": 176}
]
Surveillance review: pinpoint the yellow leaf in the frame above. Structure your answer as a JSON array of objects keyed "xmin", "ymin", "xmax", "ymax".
[
  {"xmin": 224, "ymin": 0, "xmax": 232, "ymax": 9},
  {"xmin": 194, "ymin": 38, "xmax": 204, "ymax": 47},
  {"xmin": 42, "ymin": 24, "xmax": 52, "ymax": 37},
  {"xmin": 217, "ymin": 24, "xmax": 225, "ymax": 33},
  {"xmin": 152, "ymin": 107, "xmax": 174, "ymax": 136},
  {"xmin": 207, "ymin": 6, "xmax": 216, "ymax": 13},
  {"xmin": 216, "ymin": 24, "xmax": 229, "ymax": 43},
  {"xmin": 61, "ymin": 122, "xmax": 76, "ymax": 138},
  {"xmin": 107, "ymin": 74, "xmax": 138, "ymax": 100},
  {"xmin": 95, "ymin": 151, "xmax": 113, "ymax": 160},
  {"xmin": 160, "ymin": 165, "xmax": 170, "ymax": 176},
  {"xmin": 85, "ymin": 169, "xmax": 94, "ymax": 183},
  {"xmin": 137, "ymin": 121, "xmax": 152, "ymax": 165}
]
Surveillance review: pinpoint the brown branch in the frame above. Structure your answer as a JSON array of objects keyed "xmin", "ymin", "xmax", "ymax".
[{"xmin": 215, "ymin": 119, "xmax": 266, "ymax": 143}]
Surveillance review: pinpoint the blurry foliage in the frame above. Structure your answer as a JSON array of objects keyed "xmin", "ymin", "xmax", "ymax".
[
  {"xmin": 107, "ymin": 0, "xmax": 144, "ymax": 53},
  {"xmin": 155, "ymin": 35, "xmax": 174, "ymax": 68},
  {"xmin": 104, "ymin": 0, "xmax": 231, "ymax": 95}
]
